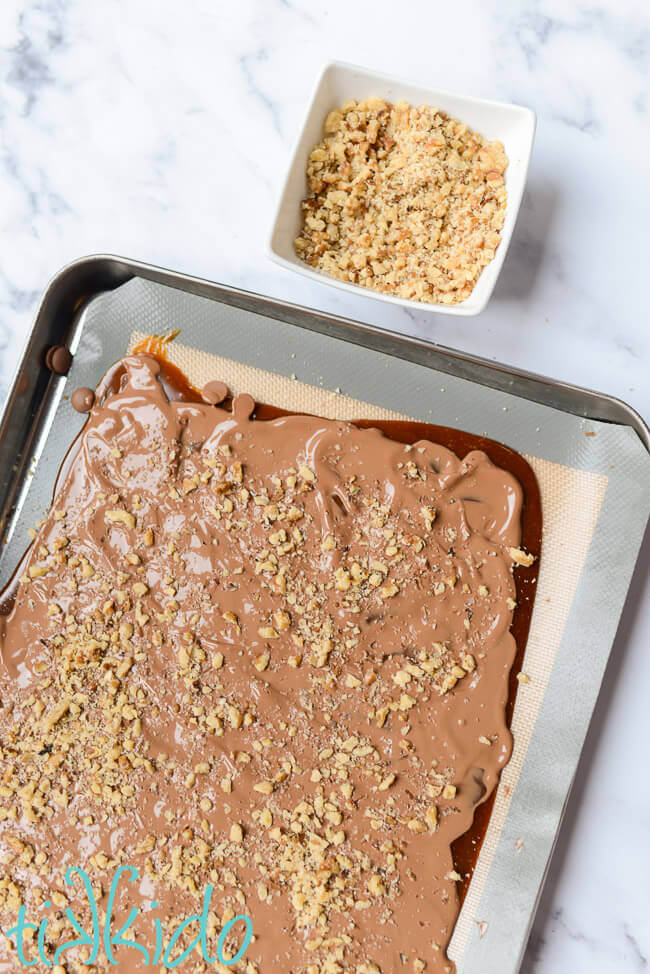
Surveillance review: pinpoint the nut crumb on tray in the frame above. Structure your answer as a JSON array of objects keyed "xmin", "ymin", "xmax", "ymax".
[{"xmin": 294, "ymin": 98, "xmax": 508, "ymax": 305}]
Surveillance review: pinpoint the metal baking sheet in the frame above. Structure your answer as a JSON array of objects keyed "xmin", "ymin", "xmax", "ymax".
[
  {"xmin": 0, "ymin": 255, "xmax": 649, "ymax": 974},
  {"xmin": 1, "ymin": 255, "xmax": 648, "ymax": 550}
]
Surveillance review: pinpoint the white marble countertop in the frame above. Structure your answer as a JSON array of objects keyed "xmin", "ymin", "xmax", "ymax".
[{"xmin": 1, "ymin": 0, "xmax": 648, "ymax": 970}]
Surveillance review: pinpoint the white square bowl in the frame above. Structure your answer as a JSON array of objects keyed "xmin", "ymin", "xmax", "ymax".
[{"xmin": 268, "ymin": 61, "xmax": 536, "ymax": 316}]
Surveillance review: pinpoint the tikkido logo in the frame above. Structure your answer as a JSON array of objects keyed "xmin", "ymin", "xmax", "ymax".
[{"xmin": 5, "ymin": 865, "xmax": 253, "ymax": 968}]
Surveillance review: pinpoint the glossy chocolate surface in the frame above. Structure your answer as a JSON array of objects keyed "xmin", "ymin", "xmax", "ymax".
[{"xmin": 0, "ymin": 354, "xmax": 540, "ymax": 973}]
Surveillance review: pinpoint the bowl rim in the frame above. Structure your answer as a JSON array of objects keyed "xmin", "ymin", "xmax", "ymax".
[{"xmin": 267, "ymin": 58, "xmax": 536, "ymax": 317}]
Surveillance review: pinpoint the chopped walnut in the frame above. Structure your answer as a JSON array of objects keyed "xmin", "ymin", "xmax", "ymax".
[{"xmin": 294, "ymin": 99, "xmax": 508, "ymax": 305}]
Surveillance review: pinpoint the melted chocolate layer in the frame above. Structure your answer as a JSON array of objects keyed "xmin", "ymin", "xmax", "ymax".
[{"xmin": 0, "ymin": 354, "xmax": 540, "ymax": 973}]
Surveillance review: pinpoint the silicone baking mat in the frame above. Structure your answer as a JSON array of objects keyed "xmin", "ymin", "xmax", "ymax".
[{"xmin": 2, "ymin": 277, "xmax": 649, "ymax": 973}]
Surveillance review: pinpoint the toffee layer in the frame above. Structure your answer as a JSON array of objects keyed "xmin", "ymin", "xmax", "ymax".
[{"xmin": 0, "ymin": 354, "xmax": 539, "ymax": 973}]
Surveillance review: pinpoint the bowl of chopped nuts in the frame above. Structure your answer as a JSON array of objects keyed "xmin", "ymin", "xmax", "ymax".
[{"xmin": 268, "ymin": 61, "xmax": 535, "ymax": 316}]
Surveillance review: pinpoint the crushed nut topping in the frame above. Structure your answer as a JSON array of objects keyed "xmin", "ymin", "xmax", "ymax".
[
  {"xmin": 0, "ymin": 354, "xmax": 531, "ymax": 973},
  {"xmin": 294, "ymin": 98, "xmax": 508, "ymax": 305}
]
